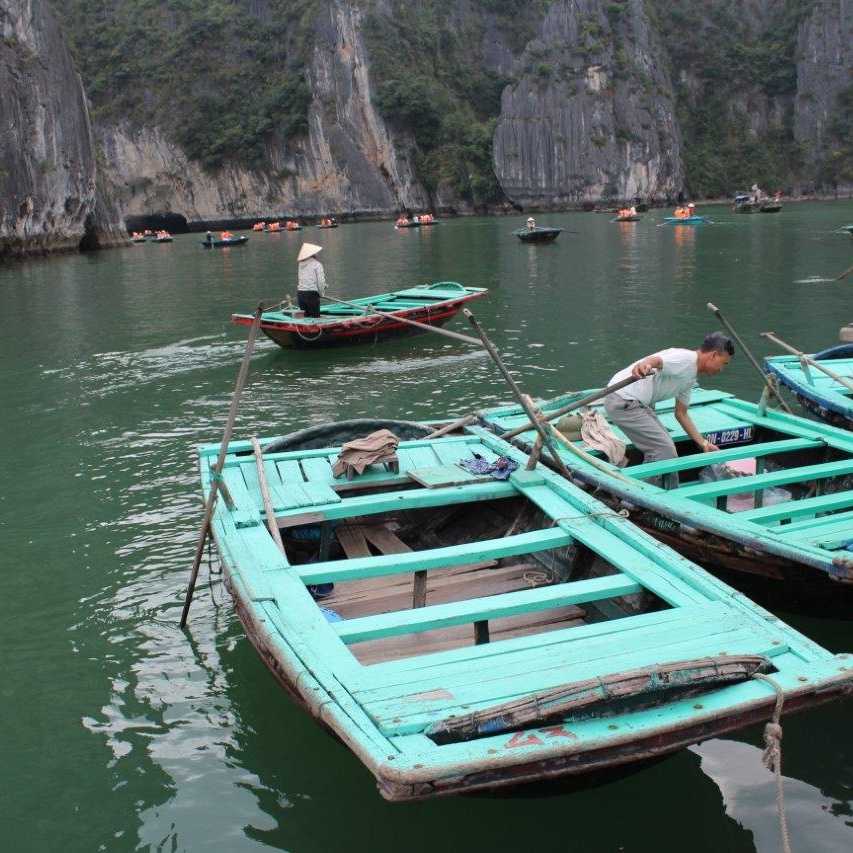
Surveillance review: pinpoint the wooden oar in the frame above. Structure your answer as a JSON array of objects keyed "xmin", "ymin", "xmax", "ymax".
[
  {"xmin": 707, "ymin": 302, "xmax": 792, "ymax": 413},
  {"xmin": 761, "ymin": 331, "xmax": 853, "ymax": 393},
  {"xmin": 500, "ymin": 374, "xmax": 643, "ymax": 440},
  {"xmin": 320, "ymin": 294, "xmax": 484, "ymax": 347},
  {"xmin": 180, "ymin": 303, "xmax": 265, "ymax": 629},
  {"xmin": 464, "ymin": 309, "xmax": 574, "ymax": 480},
  {"xmin": 836, "ymin": 261, "xmax": 853, "ymax": 282}
]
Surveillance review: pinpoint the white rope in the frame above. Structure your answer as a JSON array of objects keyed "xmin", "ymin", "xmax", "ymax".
[{"xmin": 754, "ymin": 672, "xmax": 792, "ymax": 853}]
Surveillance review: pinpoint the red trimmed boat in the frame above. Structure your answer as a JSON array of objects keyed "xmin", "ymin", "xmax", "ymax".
[{"xmin": 232, "ymin": 281, "xmax": 488, "ymax": 349}]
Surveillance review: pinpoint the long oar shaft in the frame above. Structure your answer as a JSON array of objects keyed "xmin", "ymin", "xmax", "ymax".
[
  {"xmin": 500, "ymin": 374, "xmax": 642, "ymax": 440},
  {"xmin": 463, "ymin": 310, "xmax": 573, "ymax": 479},
  {"xmin": 707, "ymin": 302, "xmax": 792, "ymax": 413},
  {"xmin": 321, "ymin": 294, "xmax": 483, "ymax": 347},
  {"xmin": 761, "ymin": 331, "xmax": 853, "ymax": 393},
  {"xmin": 180, "ymin": 303, "xmax": 265, "ymax": 629}
]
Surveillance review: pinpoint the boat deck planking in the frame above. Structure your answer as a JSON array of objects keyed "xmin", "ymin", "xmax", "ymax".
[{"xmin": 200, "ymin": 425, "xmax": 853, "ymax": 799}]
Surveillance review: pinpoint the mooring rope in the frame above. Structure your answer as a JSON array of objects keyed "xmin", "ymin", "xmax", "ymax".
[{"xmin": 754, "ymin": 672, "xmax": 791, "ymax": 853}]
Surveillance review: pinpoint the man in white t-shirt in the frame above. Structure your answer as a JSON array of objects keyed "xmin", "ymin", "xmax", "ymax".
[{"xmin": 603, "ymin": 332, "xmax": 734, "ymax": 474}]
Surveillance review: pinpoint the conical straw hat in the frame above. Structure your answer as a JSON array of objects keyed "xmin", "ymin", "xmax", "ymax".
[{"xmin": 297, "ymin": 242, "xmax": 323, "ymax": 261}]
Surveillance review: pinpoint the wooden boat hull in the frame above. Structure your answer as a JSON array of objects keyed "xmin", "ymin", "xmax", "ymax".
[
  {"xmin": 201, "ymin": 236, "xmax": 249, "ymax": 248},
  {"xmin": 515, "ymin": 228, "xmax": 563, "ymax": 243},
  {"xmin": 663, "ymin": 216, "xmax": 707, "ymax": 225},
  {"xmin": 199, "ymin": 426, "xmax": 853, "ymax": 800},
  {"xmin": 231, "ymin": 281, "xmax": 487, "ymax": 349},
  {"xmin": 765, "ymin": 344, "xmax": 853, "ymax": 431},
  {"xmin": 478, "ymin": 388, "xmax": 853, "ymax": 599},
  {"xmin": 614, "ymin": 215, "xmax": 641, "ymax": 222}
]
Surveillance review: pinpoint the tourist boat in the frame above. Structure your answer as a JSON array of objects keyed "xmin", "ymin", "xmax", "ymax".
[
  {"xmin": 478, "ymin": 387, "xmax": 853, "ymax": 601},
  {"xmin": 513, "ymin": 226, "xmax": 563, "ymax": 243},
  {"xmin": 201, "ymin": 235, "xmax": 249, "ymax": 249},
  {"xmin": 732, "ymin": 194, "xmax": 761, "ymax": 214},
  {"xmin": 765, "ymin": 343, "xmax": 853, "ymax": 431},
  {"xmin": 231, "ymin": 281, "xmax": 487, "ymax": 349},
  {"xmin": 395, "ymin": 217, "xmax": 440, "ymax": 229},
  {"xmin": 195, "ymin": 423, "xmax": 853, "ymax": 801},
  {"xmin": 151, "ymin": 232, "xmax": 173, "ymax": 243},
  {"xmin": 613, "ymin": 212, "xmax": 641, "ymax": 223},
  {"xmin": 662, "ymin": 215, "xmax": 708, "ymax": 225}
]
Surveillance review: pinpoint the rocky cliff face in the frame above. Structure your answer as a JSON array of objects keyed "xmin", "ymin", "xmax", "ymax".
[
  {"xmin": 99, "ymin": 0, "xmax": 432, "ymax": 224},
  {"xmin": 0, "ymin": 0, "xmax": 125, "ymax": 259},
  {"xmin": 493, "ymin": 0, "xmax": 683, "ymax": 207},
  {"xmin": 4, "ymin": 0, "xmax": 853, "ymax": 258},
  {"xmin": 794, "ymin": 0, "xmax": 853, "ymax": 178}
]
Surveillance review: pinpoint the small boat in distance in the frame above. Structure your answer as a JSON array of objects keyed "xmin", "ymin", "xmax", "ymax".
[
  {"xmin": 231, "ymin": 281, "xmax": 487, "ymax": 349},
  {"xmin": 201, "ymin": 231, "xmax": 249, "ymax": 249},
  {"xmin": 613, "ymin": 206, "xmax": 641, "ymax": 223},
  {"xmin": 513, "ymin": 217, "xmax": 563, "ymax": 242},
  {"xmin": 195, "ymin": 422, "xmax": 853, "ymax": 801},
  {"xmin": 663, "ymin": 204, "xmax": 707, "ymax": 225},
  {"xmin": 733, "ymin": 187, "xmax": 783, "ymax": 214},
  {"xmin": 151, "ymin": 230, "xmax": 173, "ymax": 243},
  {"xmin": 662, "ymin": 215, "xmax": 707, "ymax": 225},
  {"xmin": 395, "ymin": 214, "xmax": 439, "ymax": 229}
]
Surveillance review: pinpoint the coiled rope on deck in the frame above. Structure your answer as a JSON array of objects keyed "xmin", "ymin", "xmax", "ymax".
[{"xmin": 754, "ymin": 672, "xmax": 791, "ymax": 853}]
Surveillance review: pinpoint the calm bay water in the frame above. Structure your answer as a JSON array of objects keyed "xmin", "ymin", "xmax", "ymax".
[{"xmin": 2, "ymin": 204, "xmax": 853, "ymax": 851}]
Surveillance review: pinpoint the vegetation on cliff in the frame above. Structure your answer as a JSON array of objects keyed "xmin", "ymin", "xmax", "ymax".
[
  {"xmin": 645, "ymin": 0, "xmax": 816, "ymax": 197},
  {"xmin": 50, "ymin": 0, "xmax": 850, "ymax": 203},
  {"xmin": 56, "ymin": 0, "xmax": 314, "ymax": 172},
  {"xmin": 363, "ymin": 0, "xmax": 547, "ymax": 210}
]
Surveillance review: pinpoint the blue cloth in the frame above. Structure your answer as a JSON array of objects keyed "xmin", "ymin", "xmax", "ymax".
[{"xmin": 458, "ymin": 456, "xmax": 518, "ymax": 480}]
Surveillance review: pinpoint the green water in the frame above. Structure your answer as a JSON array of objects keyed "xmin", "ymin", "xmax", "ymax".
[{"xmin": 2, "ymin": 205, "xmax": 853, "ymax": 852}]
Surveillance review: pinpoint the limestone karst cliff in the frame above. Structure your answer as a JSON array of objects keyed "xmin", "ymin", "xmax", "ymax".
[
  {"xmin": 4, "ymin": 0, "xmax": 853, "ymax": 259},
  {"xmin": 0, "ymin": 0, "xmax": 125, "ymax": 259}
]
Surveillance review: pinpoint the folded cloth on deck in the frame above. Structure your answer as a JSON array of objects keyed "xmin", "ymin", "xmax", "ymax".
[
  {"xmin": 580, "ymin": 409, "xmax": 627, "ymax": 467},
  {"xmin": 458, "ymin": 456, "xmax": 519, "ymax": 480},
  {"xmin": 332, "ymin": 429, "xmax": 400, "ymax": 479}
]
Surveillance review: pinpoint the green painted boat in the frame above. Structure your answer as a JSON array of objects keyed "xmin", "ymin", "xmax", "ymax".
[
  {"xmin": 197, "ymin": 425, "xmax": 853, "ymax": 800},
  {"xmin": 231, "ymin": 281, "xmax": 487, "ymax": 349},
  {"xmin": 765, "ymin": 344, "xmax": 853, "ymax": 431},
  {"xmin": 478, "ymin": 387, "xmax": 853, "ymax": 600}
]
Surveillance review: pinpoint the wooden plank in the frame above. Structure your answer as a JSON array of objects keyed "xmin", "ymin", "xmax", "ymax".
[
  {"xmin": 624, "ymin": 437, "xmax": 822, "ymax": 480},
  {"xmin": 407, "ymin": 465, "xmax": 492, "ymax": 488},
  {"xmin": 219, "ymin": 465, "xmax": 262, "ymax": 527},
  {"xmin": 273, "ymin": 479, "xmax": 517, "ymax": 527},
  {"xmin": 362, "ymin": 524, "xmax": 411, "ymax": 555},
  {"xmin": 765, "ymin": 506, "xmax": 853, "ymax": 536},
  {"xmin": 516, "ymin": 483, "xmax": 706, "ymax": 607},
  {"xmin": 675, "ymin": 457, "xmax": 853, "ymax": 500},
  {"xmin": 300, "ymin": 454, "xmax": 336, "ymax": 483},
  {"xmin": 369, "ymin": 624, "xmax": 785, "ymax": 735},
  {"xmin": 336, "ymin": 523, "xmax": 372, "ymax": 558},
  {"xmin": 351, "ymin": 602, "xmax": 726, "ymax": 689},
  {"xmin": 296, "ymin": 527, "xmax": 573, "ymax": 584},
  {"xmin": 268, "ymin": 481, "xmax": 341, "ymax": 511},
  {"xmin": 274, "ymin": 458, "xmax": 304, "ymax": 485},
  {"xmin": 736, "ymin": 488, "xmax": 853, "ymax": 523},
  {"xmin": 333, "ymin": 573, "xmax": 642, "ymax": 643}
]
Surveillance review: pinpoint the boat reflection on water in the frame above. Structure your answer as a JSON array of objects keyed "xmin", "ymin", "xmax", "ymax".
[{"xmin": 691, "ymin": 734, "xmax": 853, "ymax": 852}]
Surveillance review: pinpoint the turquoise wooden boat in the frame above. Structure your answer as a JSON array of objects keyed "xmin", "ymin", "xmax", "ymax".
[
  {"xmin": 231, "ymin": 281, "xmax": 487, "ymax": 349},
  {"xmin": 662, "ymin": 215, "xmax": 708, "ymax": 225},
  {"xmin": 766, "ymin": 344, "xmax": 853, "ymax": 431},
  {"xmin": 198, "ymin": 426, "xmax": 853, "ymax": 800},
  {"xmin": 478, "ymin": 388, "xmax": 853, "ymax": 600}
]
